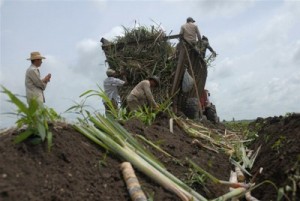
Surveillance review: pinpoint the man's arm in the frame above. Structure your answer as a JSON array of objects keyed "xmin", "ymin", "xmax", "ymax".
[
  {"xmin": 111, "ymin": 78, "xmax": 125, "ymax": 86},
  {"xmin": 27, "ymin": 69, "xmax": 47, "ymax": 90},
  {"xmin": 142, "ymin": 82, "xmax": 158, "ymax": 108},
  {"xmin": 207, "ymin": 44, "xmax": 217, "ymax": 56}
]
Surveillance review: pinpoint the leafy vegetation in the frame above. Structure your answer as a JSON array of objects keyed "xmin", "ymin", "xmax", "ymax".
[
  {"xmin": 271, "ymin": 135, "xmax": 286, "ymax": 153},
  {"xmin": 66, "ymin": 84, "xmax": 173, "ymax": 125},
  {"xmin": 223, "ymin": 120, "xmax": 260, "ymax": 146},
  {"xmin": 1, "ymin": 85, "xmax": 61, "ymax": 151},
  {"xmin": 74, "ymin": 113, "xmax": 208, "ymax": 201}
]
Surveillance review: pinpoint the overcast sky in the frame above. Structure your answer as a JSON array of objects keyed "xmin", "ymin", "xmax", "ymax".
[{"xmin": 1, "ymin": 0, "xmax": 299, "ymax": 128}]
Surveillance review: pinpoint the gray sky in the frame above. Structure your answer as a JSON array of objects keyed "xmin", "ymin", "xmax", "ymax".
[{"xmin": 1, "ymin": 0, "xmax": 299, "ymax": 128}]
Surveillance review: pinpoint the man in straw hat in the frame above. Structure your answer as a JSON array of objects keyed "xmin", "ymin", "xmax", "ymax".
[
  {"xmin": 25, "ymin": 51, "xmax": 51, "ymax": 105},
  {"xmin": 103, "ymin": 68, "xmax": 125, "ymax": 115},
  {"xmin": 126, "ymin": 76, "xmax": 160, "ymax": 111}
]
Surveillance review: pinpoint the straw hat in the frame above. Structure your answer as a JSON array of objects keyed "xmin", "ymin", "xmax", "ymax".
[{"xmin": 27, "ymin": 52, "xmax": 46, "ymax": 60}]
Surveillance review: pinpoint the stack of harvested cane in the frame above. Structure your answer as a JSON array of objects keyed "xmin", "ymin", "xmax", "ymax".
[{"xmin": 101, "ymin": 26, "xmax": 178, "ymax": 104}]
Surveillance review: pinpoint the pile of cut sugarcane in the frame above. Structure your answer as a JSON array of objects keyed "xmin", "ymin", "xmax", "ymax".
[
  {"xmin": 101, "ymin": 25, "xmax": 178, "ymax": 103},
  {"xmin": 74, "ymin": 113, "xmax": 262, "ymax": 201},
  {"xmin": 174, "ymin": 116, "xmax": 262, "ymax": 201}
]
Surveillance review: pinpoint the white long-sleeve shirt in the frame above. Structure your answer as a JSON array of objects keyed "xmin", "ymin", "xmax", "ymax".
[
  {"xmin": 25, "ymin": 65, "xmax": 47, "ymax": 104},
  {"xmin": 103, "ymin": 77, "xmax": 125, "ymax": 103}
]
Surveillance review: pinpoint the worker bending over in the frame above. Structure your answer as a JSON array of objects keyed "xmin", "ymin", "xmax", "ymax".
[{"xmin": 126, "ymin": 76, "xmax": 160, "ymax": 111}]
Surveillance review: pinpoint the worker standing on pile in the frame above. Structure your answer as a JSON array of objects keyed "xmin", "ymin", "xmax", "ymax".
[
  {"xmin": 25, "ymin": 51, "xmax": 51, "ymax": 105},
  {"xmin": 103, "ymin": 69, "xmax": 125, "ymax": 115},
  {"xmin": 200, "ymin": 35, "xmax": 217, "ymax": 58},
  {"xmin": 180, "ymin": 17, "xmax": 202, "ymax": 46},
  {"xmin": 126, "ymin": 76, "xmax": 160, "ymax": 111}
]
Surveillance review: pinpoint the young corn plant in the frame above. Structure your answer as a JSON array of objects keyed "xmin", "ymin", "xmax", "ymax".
[{"xmin": 1, "ymin": 86, "xmax": 61, "ymax": 151}]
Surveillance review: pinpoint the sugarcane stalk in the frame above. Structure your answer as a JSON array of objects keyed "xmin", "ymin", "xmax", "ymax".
[
  {"xmin": 219, "ymin": 180, "xmax": 251, "ymax": 189},
  {"xmin": 192, "ymin": 139, "xmax": 219, "ymax": 153},
  {"xmin": 74, "ymin": 122, "xmax": 207, "ymax": 201},
  {"xmin": 120, "ymin": 162, "xmax": 147, "ymax": 201},
  {"xmin": 136, "ymin": 134, "xmax": 174, "ymax": 158},
  {"xmin": 79, "ymin": 125, "xmax": 191, "ymax": 200},
  {"xmin": 235, "ymin": 166, "xmax": 245, "ymax": 182},
  {"xmin": 212, "ymin": 188, "xmax": 246, "ymax": 201},
  {"xmin": 95, "ymin": 115, "xmax": 207, "ymax": 201},
  {"xmin": 245, "ymin": 191, "xmax": 259, "ymax": 201},
  {"xmin": 229, "ymin": 171, "xmax": 239, "ymax": 201},
  {"xmin": 170, "ymin": 118, "xmax": 174, "ymax": 133}
]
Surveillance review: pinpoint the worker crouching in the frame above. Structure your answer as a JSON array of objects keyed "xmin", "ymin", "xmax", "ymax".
[{"xmin": 126, "ymin": 76, "xmax": 160, "ymax": 112}]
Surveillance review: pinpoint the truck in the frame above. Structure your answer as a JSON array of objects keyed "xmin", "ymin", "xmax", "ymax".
[
  {"xmin": 200, "ymin": 89, "xmax": 219, "ymax": 123},
  {"xmin": 100, "ymin": 26, "xmax": 219, "ymax": 123}
]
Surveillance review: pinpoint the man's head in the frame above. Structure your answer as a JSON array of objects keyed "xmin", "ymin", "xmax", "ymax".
[
  {"xmin": 202, "ymin": 35, "xmax": 208, "ymax": 41},
  {"xmin": 186, "ymin": 17, "xmax": 195, "ymax": 23},
  {"xmin": 106, "ymin": 69, "xmax": 116, "ymax": 77},
  {"xmin": 148, "ymin": 76, "xmax": 160, "ymax": 87},
  {"xmin": 27, "ymin": 51, "xmax": 46, "ymax": 67}
]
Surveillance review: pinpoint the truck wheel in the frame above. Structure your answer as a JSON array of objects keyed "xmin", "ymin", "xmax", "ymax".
[
  {"xmin": 206, "ymin": 104, "xmax": 218, "ymax": 123},
  {"xmin": 184, "ymin": 98, "xmax": 199, "ymax": 119}
]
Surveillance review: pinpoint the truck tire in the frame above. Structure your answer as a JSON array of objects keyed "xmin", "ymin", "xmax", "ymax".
[
  {"xmin": 184, "ymin": 98, "xmax": 199, "ymax": 119},
  {"xmin": 205, "ymin": 104, "xmax": 218, "ymax": 123}
]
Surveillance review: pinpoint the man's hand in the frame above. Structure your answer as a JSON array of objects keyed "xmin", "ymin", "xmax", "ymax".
[
  {"xmin": 212, "ymin": 51, "xmax": 217, "ymax": 57},
  {"xmin": 43, "ymin": 73, "xmax": 51, "ymax": 83}
]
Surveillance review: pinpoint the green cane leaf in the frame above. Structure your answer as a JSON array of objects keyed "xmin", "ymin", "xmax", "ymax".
[{"xmin": 14, "ymin": 129, "xmax": 34, "ymax": 144}]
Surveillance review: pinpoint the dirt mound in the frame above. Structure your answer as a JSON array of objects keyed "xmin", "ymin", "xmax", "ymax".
[
  {"xmin": 0, "ymin": 115, "xmax": 230, "ymax": 201},
  {"xmin": 0, "ymin": 123, "xmax": 129, "ymax": 201},
  {"xmin": 250, "ymin": 113, "xmax": 300, "ymax": 200},
  {"xmin": 1, "ymin": 113, "xmax": 299, "ymax": 201}
]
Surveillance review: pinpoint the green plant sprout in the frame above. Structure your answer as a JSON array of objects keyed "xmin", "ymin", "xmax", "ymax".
[{"xmin": 1, "ymin": 85, "xmax": 61, "ymax": 151}]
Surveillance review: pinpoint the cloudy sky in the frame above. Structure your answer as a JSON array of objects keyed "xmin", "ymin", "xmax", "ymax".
[{"xmin": 1, "ymin": 0, "xmax": 299, "ymax": 128}]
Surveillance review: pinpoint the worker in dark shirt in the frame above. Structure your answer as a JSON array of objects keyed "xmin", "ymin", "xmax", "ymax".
[{"xmin": 200, "ymin": 35, "xmax": 217, "ymax": 58}]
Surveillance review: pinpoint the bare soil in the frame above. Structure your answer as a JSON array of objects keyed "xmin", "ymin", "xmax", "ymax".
[
  {"xmin": 250, "ymin": 113, "xmax": 300, "ymax": 200},
  {"xmin": 0, "ymin": 113, "xmax": 299, "ymax": 201}
]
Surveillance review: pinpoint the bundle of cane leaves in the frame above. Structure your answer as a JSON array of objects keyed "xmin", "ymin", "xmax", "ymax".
[
  {"xmin": 187, "ymin": 158, "xmax": 253, "ymax": 201},
  {"xmin": 230, "ymin": 143, "xmax": 261, "ymax": 176},
  {"xmin": 175, "ymin": 117, "xmax": 233, "ymax": 154},
  {"xmin": 1, "ymin": 85, "xmax": 60, "ymax": 151},
  {"xmin": 74, "ymin": 113, "xmax": 208, "ymax": 201}
]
